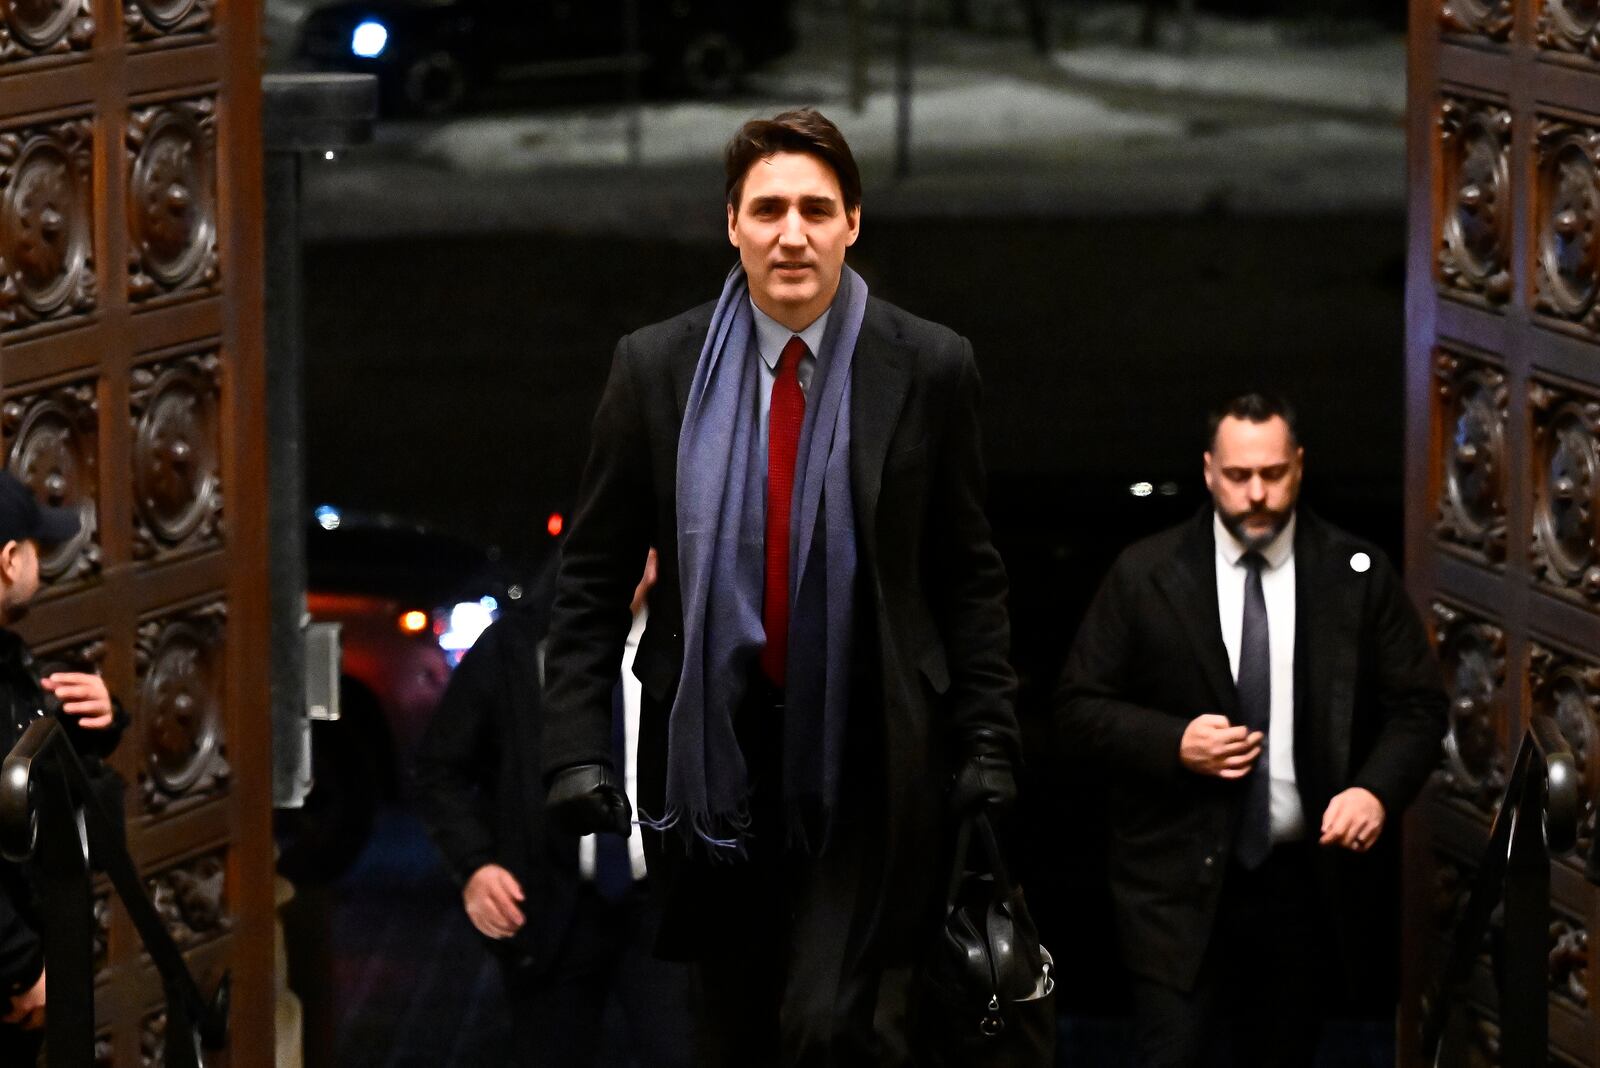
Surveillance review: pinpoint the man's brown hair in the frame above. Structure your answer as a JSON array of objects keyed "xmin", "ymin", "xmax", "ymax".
[{"xmin": 724, "ymin": 108, "xmax": 862, "ymax": 214}]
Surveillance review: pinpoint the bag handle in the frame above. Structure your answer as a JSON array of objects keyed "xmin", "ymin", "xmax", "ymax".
[{"xmin": 943, "ymin": 810, "xmax": 1017, "ymax": 909}]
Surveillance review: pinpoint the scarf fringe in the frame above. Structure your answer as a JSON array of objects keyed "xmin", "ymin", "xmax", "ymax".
[{"xmin": 637, "ymin": 802, "xmax": 754, "ymax": 858}]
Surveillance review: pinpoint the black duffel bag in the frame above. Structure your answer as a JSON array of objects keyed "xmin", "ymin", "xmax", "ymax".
[{"xmin": 911, "ymin": 810, "xmax": 1056, "ymax": 1067}]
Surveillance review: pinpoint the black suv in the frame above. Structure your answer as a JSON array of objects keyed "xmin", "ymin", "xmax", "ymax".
[{"xmin": 296, "ymin": 0, "xmax": 796, "ymax": 115}]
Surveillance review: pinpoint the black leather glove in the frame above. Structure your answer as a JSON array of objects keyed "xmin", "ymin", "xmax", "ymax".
[
  {"xmin": 546, "ymin": 763, "xmax": 633, "ymax": 837},
  {"xmin": 949, "ymin": 731, "xmax": 1017, "ymax": 815}
]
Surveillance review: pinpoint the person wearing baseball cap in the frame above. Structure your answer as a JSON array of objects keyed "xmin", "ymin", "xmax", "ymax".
[{"xmin": 0, "ymin": 471, "xmax": 128, "ymax": 1064}]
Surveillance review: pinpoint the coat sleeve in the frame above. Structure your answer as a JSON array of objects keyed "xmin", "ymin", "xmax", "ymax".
[
  {"xmin": 58, "ymin": 694, "xmax": 128, "ymax": 760},
  {"xmin": 1348, "ymin": 552, "xmax": 1447, "ymax": 815},
  {"xmin": 412, "ymin": 624, "xmax": 502, "ymax": 886},
  {"xmin": 1056, "ymin": 556, "xmax": 1190, "ymax": 782},
  {"xmin": 541, "ymin": 335, "xmax": 655, "ymax": 782},
  {"xmin": 928, "ymin": 340, "xmax": 1020, "ymax": 756}
]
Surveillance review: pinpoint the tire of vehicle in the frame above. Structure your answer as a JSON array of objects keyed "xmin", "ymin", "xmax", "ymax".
[
  {"xmin": 678, "ymin": 31, "xmax": 744, "ymax": 98},
  {"xmin": 400, "ymin": 49, "xmax": 469, "ymax": 116},
  {"xmin": 274, "ymin": 681, "xmax": 387, "ymax": 886}
]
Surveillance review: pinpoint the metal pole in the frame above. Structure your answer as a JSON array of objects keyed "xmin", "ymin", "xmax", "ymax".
[
  {"xmin": 1177, "ymin": 0, "xmax": 1197, "ymax": 53},
  {"xmin": 624, "ymin": 0, "xmax": 642, "ymax": 166},
  {"xmin": 894, "ymin": 0, "xmax": 915, "ymax": 179},
  {"xmin": 262, "ymin": 74, "xmax": 377, "ymax": 810},
  {"xmin": 849, "ymin": 0, "xmax": 868, "ymax": 114},
  {"xmin": 1501, "ymin": 776, "xmax": 1550, "ymax": 1068},
  {"xmin": 38, "ymin": 767, "xmax": 93, "ymax": 1068}
]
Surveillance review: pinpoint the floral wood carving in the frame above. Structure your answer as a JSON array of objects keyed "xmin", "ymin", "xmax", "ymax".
[
  {"xmin": 130, "ymin": 353, "xmax": 222, "ymax": 561},
  {"xmin": 1539, "ymin": 0, "xmax": 1600, "ymax": 59},
  {"xmin": 139, "ymin": 1009, "xmax": 166, "ymax": 1068},
  {"xmin": 93, "ymin": 889, "xmax": 109, "ymax": 974},
  {"xmin": 123, "ymin": 0, "xmax": 213, "ymax": 42},
  {"xmin": 1531, "ymin": 382, "xmax": 1600, "ymax": 599},
  {"xmin": 34, "ymin": 633, "xmax": 106, "ymax": 678},
  {"xmin": 126, "ymin": 98, "xmax": 217, "ymax": 303},
  {"xmin": 136, "ymin": 603, "xmax": 228, "ymax": 812},
  {"xmin": 145, "ymin": 849, "xmax": 227, "ymax": 949},
  {"xmin": 0, "ymin": 116, "xmax": 95, "ymax": 332},
  {"xmin": 1551, "ymin": 916, "xmax": 1590, "ymax": 1007},
  {"xmin": 1435, "ymin": 352, "xmax": 1507, "ymax": 563},
  {"xmin": 1531, "ymin": 643, "xmax": 1600, "ymax": 852},
  {"xmin": 1433, "ymin": 603, "xmax": 1508, "ymax": 815},
  {"xmin": 0, "ymin": 0, "xmax": 94, "ymax": 62},
  {"xmin": 1440, "ymin": 97, "xmax": 1514, "ymax": 308},
  {"xmin": 1442, "ymin": 0, "xmax": 1513, "ymax": 41},
  {"xmin": 1535, "ymin": 118, "xmax": 1600, "ymax": 337},
  {"xmin": 1434, "ymin": 852, "xmax": 1475, "ymax": 933},
  {"xmin": 4, "ymin": 380, "xmax": 99, "ymax": 582}
]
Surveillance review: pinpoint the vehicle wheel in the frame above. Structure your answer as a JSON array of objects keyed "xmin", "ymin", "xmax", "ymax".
[
  {"xmin": 401, "ymin": 50, "xmax": 469, "ymax": 116},
  {"xmin": 678, "ymin": 31, "xmax": 744, "ymax": 98}
]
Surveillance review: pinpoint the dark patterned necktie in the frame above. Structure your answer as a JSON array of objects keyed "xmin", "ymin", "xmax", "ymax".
[
  {"xmin": 1235, "ymin": 551, "xmax": 1272, "ymax": 870},
  {"xmin": 760, "ymin": 335, "xmax": 808, "ymax": 686}
]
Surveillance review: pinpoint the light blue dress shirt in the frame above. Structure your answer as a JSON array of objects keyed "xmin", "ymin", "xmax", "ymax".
[{"xmin": 750, "ymin": 298, "xmax": 827, "ymax": 454}]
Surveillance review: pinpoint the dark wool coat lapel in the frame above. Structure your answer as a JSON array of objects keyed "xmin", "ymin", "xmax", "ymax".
[
  {"xmin": 1152, "ymin": 510, "xmax": 1238, "ymax": 720},
  {"xmin": 848, "ymin": 306, "xmax": 913, "ymax": 534},
  {"xmin": 1292, "ymin": 510, "xmax": 1363, "ymax": 798}
]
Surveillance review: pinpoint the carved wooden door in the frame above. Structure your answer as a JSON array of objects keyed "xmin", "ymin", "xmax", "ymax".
[
  {"xmin": 1405, "ymin": 0, "xmax": 1600, "ymax": 1061},
  {"xmin": 0, "ymin": 0, "xmax": 271, "ymax": 1063}
]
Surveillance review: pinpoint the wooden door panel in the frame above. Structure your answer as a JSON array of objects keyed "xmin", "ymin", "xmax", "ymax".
[
  {"xmin": 1409, "ymin": 0, "xmax": 1600, "ymax": 1061},
  {"xmin": 0, "ymin": 0, "xmax": 269, "ymax": 1060}
]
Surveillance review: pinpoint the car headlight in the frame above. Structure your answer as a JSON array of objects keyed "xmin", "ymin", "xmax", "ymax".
[
  {"xmin": 437, "ymin": 596, "xmax": 499, "ymax": 666},
  {"xmin": 351, "ymin": 19, "xmax": 388, "ymax": 58}
]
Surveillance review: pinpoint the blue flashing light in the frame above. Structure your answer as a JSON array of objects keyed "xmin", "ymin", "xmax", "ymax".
[
  {"xmin": 351, "ymin": 19, "xmax": 388, "ymax": 58},
  {"xmin": 314, "ymin": 505, "xmax": 341, "ymax": 531}
]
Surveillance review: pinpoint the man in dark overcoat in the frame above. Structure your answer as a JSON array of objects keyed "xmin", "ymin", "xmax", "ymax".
[
  {"xmin": 1057, "ymin": 393, "xmax": 1447, "ymax": 1068},
  {"xmin": 414, "ymin": 555, "xmax": 692, "ymax": 1068},
  {"xmin": 537, "ymin": 108, "xmax": 1019, "ymax": 1065}
]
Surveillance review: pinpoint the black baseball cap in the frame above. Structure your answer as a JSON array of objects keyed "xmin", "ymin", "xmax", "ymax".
[{"xmin": 0, "ymin": 471, "xmax": 79, "ymax": 548}]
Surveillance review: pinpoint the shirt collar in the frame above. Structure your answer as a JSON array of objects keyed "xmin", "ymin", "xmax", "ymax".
[
  {"xmin": 1213, "ymin": 510, "xmax": 1296, "ymax": 570},
  {"xmin": 750, "ymin": 297, "xmax": 829, "ymax": 371}
]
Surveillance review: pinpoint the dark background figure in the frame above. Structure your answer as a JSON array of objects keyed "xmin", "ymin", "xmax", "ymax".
[
  {"xmin": 0, "ymin": 472, "xmax": 128, "ymax": 1067},
  {"xmin": 1056, "ymin": 395, "xmax": 1446, "ymax": 1067},
  {"xmin": 539, "ymin": 108, "xmax": 1020, "ymax": 1066},
  {"xmin": 413, "ymin": 552, "xmax": 693, "ymax": 1067}
]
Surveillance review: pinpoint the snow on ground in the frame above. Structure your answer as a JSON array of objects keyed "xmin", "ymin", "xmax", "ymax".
[
  {"xmin": 411, "ymin": 79, "xmax": 1186, "ymax": 173},
  {"xmin": 1051, "ymin": 36, "xmax": 1404, "ymax": 117}
]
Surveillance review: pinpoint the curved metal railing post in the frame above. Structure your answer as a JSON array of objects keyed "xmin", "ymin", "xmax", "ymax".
[
  {"xmin": 0, "ymin": 718, "xmax": 230, "ymax": 1067},
  {"xmin": 1421, "ymin": 717, "xmax": 1578, "ymax": 1067}
]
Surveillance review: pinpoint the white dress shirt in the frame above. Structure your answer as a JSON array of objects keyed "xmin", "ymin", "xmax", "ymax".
[
  {"xmin": 578, "ymin": 606, "xmax": 648, "ymax": 882},
  {"xmin": 751, "ymin": 298, "xmax": 826, "ymax": 454},
  {"xmin": 1213, "ymin": 511, "xmax": 1304, "ymax": 843}
]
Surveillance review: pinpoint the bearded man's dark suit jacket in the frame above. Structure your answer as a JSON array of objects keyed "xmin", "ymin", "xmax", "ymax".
[
  {"xmin": 1057, "ymin": 507, "xmax": 1445, "ymax": 1001},
  {"xmin": 541, "ymin": 295, "xmax": 1018, "ymax": 964}
]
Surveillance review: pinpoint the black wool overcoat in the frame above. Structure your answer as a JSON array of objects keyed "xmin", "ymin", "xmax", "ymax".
[
  {"xmin": 413, "ymin": 598, "xmax": 599, "ymax": 975},
  {"xmin": 540, "ymin": 295, "xmax": 1019, "ymax": 961},
  {"xmin": 1057, "ymin": 507, "xmax": 1447, "ymax": 1000}
]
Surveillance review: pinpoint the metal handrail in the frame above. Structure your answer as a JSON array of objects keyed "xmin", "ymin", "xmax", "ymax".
[
  {"xmin": 0, "ymin": 717, "xmax": 229, "ymax": 1067},
  {"xmin": 1420, "ymin": 715, "xmax": 1578, "ymax": 1067}
]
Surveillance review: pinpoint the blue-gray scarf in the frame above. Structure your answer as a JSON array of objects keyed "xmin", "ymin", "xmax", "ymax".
[{"xmin": 650, "ymin": 264, "xmax": 866, "ymax": 853}]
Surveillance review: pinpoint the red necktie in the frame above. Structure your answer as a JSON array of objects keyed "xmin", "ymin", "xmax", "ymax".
[{"xmin": 761, "ymin": 335, "xmax": 807, "ymax": 686}]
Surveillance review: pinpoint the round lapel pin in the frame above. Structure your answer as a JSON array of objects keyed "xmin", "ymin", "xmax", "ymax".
[{"xmin": 1349, "ymin": 552, "xmax": 1371, "ymax": 573}]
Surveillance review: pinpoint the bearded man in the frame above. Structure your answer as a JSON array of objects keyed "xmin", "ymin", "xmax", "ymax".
[{"xmin": 1056, "ymin": 393, "xmax": 1446, "ymax": 1068}]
